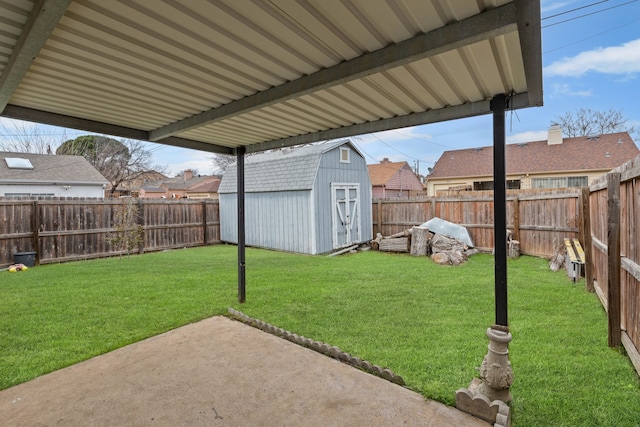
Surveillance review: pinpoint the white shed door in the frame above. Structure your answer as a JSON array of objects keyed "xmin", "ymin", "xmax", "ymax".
[{"xmin": 331, "ymin": 183, "xmax": 360, "ymax": 249}]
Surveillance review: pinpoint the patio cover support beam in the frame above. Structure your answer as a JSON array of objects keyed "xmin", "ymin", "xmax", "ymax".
[
  {"xmin": 515, "ymin": 0, "xmax": 543, "ymax": 108},
  {"xmin": 0, "ymin": 0, "xmax": 71, "ymax": 113},
  {"xmin": 1, "ymin": 105, "xmax": 234, "ymax": 155},
  {"xmin": 492, "ymin": 93, "xmax": 508, "ymax": 327},
  {"xmin": 148, "ymin": 2, "xmax": 517, "ymax": 142},
  {"xmin": 237, "ymin": 146, "xmax": 246, "ymax": 303},
  {"xmin": 247, "ymin": 99, "xmax": 496, "ymax": 154}
]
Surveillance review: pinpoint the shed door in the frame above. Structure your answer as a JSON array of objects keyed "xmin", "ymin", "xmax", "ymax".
[{"xmin": 331, "ymin": 183, "xmax": 360, "ymax": 249}]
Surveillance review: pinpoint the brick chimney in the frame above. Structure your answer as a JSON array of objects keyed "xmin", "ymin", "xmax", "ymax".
[
  {"xmin": 547, "ymin": 124, "xmax": 563, "ymax": 145},
  {"xmin": 381, "ymin": 158, "xmax": 391, "ymax": 163},
  {"xmin": 183, "ymin": 169, "xmax": 193, "ymax": 181}
]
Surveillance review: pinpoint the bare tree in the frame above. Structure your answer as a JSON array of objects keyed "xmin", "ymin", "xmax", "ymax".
[
  {"xmin": 0, "ymin": 119, "xmax": 68, "ymax": 153},
  {"xmin": 174, "ymin": 168, "xmax": 199, "ymax": 178},
  {"xmin": 553, "ymin": 108, "xmax": 637, "ymax": 140},
  {"xmin": 107, "ymin": 197, "xmax": 144, "ymax": 258},
  {"xmin": 211, "ymin": 154, "xmax": 236, "ymax": 174},
  {"xmin": 210, "ymin": 143, "xmax": 319, "ymax": 174},
  {"xmin": 57, "ymin": 135, "xmax": 165, "ymax": 196}
]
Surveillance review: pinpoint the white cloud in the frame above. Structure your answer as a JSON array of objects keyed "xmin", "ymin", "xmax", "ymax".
[
  {"xmin": 627, "ymin": 119, "xmax": 640, "ymax": 129},
  {"xmin": 507, "ymin": 130, "xmax": 548, "ymax": 144},
  {"xmin": 541, "ymin": 1, "xmax": 579, "ymax": 14},
  {"xmin": 171, "ymin": 159, "xmax": 214, "ymax": 176},
  {"xmin": 0, "ymin": 117, "xmax": 42, "ymax": 132},
  {"xmin": 545, "ymin": 39, "xmax": 640, "ymax": 77},
  {"xmin": 351, "ymin": 126, "xmax": 432, "ymax": 146},
  {"xmin": 548, "ymin": 83, "xmax": 592, "ymax": 98}
]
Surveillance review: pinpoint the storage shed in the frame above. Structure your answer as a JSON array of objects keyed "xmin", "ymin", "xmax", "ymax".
[{"xmin": 219, "ymin": 140, "xmax": 372, "ymax": 255}]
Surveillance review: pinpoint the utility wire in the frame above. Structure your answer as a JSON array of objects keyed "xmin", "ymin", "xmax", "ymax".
[
  {"xmin": 544, "ymin": 17, "xmax": 640, "ymax": 54},
  {"xmin": 542, "ymin": 0, "xmax": 638, "ymax": 28},
  {"xmin": 371, "ymin": 134, "xmax": 434, "ymax": 163},
  {"xmin": 542, "ymin": 0, "xmax": 609, "ymax": 20}
]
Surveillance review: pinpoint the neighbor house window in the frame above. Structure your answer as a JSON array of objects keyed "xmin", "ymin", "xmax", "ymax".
[
  {"xmin": 507, "ymin": 180, "xmax": 521, "ymax": 189},
  {"xmin": 340, "ymin": 147, "xmax": 350, "ymax": 163},
  {"xmin": 531, "ymin": 176, "xmax": 587, "ymax": 189},
  {"xmin": 472, "ymin": 180, "xmax": 520, "ymax": 190},
  {"xmin": 4, "ymin": 193, "xmax": 54, "ymax": 197},
  {"xmin": 473, "ymin": 181, "xmax": 493, "ymax": 190}
]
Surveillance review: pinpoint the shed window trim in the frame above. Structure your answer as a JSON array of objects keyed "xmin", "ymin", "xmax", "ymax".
[{"xmin": 340, "ymin": 147, "xmax": 350, "ymax": 163}]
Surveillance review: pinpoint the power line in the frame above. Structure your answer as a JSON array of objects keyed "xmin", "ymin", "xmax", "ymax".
[
  {"xmin": 365, "ymin": 133, "xmax": 438, "ymax": 163},
  {"xmin": 542, "ymin": 0, "xmax": 609, "ymax": 20},
  {"xmin": 543, "ymin": 17, "xmax": 640, "ymax": 54},
  {"xmin": 542, "ymin": 0, "xmax": 638, "ymax": 28}
]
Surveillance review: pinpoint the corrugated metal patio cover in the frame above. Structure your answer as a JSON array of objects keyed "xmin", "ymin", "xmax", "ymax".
[{"xmin": 0, "ymin": 0, "xmax": 541, "ymax": 154}]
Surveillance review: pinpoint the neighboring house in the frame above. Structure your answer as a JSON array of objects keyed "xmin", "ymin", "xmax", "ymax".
[
  {"xmin": 137, "ymin": 169, "xmax": 221, "ymax": 199},
  {"xmin": 219, "ymin": 140, "xmax": 373, "ymax": 255},
  {"xmin": 186, "ymin": 178, "xmax": 221, "ymax": 200},
  {"xmin": 426, "ymin": 126, "xmax": 639, "ymax": 196},
  {"xmin": 160, "ymin": 170, "xmax": 221, "ymax": 199},
  {"xmin": 367, "ymin": 158, "xmax": 423, "ymax": 198},
  {"xmin": 0, "ymin": 151, "xmax": 108, "ymax": 198},
  {"xmin": 138, "ymin": 185, "xmax": 167, "ymax": 199},
  {"xmin": 108, "ymin": 170, "xmax": 167, "ymax": 198}
]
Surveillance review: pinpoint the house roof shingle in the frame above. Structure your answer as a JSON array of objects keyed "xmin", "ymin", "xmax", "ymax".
[
  {"xmin": 187, "ymin": 179, "xmax": 221, "ymax": 194},
  {"xmin": 0, "ymin": 151, "xmax": 108, "ymax": 184},
  {"xmin": 162, "ymin": 175, "xmax": 218, "ymax": 191},
  {"xmin": 428, "ymin": 132, "xmax": 639, "ymax": 179},
  {"xmin": 367, "ymin": 161, "xmax": 408, "ymax": 186}
]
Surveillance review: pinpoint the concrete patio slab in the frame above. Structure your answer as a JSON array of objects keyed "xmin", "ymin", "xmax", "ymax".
[{"xmin": 0, "ymin": 316, "xmax": 489, "ymax": 426}]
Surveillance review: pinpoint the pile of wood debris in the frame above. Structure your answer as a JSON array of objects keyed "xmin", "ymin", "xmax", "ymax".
[{"xmin": 370, "ymin": 225, "xmax": 478, "ymax": 265}]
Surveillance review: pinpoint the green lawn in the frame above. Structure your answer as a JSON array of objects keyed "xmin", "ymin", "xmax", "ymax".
[{"xmin": 1, "ymin": 245, "xmax": 639, "ymax": 426}]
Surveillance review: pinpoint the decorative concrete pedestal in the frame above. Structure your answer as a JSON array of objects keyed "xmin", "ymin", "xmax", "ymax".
[{"xmin": 456, "ymin": 327, "xmax": 513, "ymax": 426}]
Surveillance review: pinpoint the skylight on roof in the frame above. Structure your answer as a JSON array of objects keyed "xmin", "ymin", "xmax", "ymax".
[{"xmin": 5, "ymin": 157, "xmax": 34, "ymax": 169}]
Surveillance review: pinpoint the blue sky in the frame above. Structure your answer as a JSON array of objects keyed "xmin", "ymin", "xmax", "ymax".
[
  {"xmin": 1, "ymin": 1, "xmax": 639, "ymax": 177},
  {"xmin": 351, "ymin": 0, "xmax": 640, "ymax": 175}
]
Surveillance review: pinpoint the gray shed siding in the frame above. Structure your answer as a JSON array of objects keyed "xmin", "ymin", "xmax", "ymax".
[
  {"xmin": 313, "ymin": 147, "xmax": 372, "ymax": 253},
  {"xmin": 219, "ymin": 140, "xmax": 372, "ymax": 254},
  {"xmin": 220, "ymin": 190, "xmax": 314, "ymax": 254}
]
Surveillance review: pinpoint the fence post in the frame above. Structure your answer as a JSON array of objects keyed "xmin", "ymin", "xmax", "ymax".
[
  {"xmin": 607, "ymin": 172, "xmax": 621, "ymax": 347},
  {"xmin": 511, "ymin": 196, "xmax": 520, "ymax": 242},
  {"xmin": 137, "ymin": 199, "xmax": 145, "ymax": 255},
  {"xmin": 202, "ymin": 200, "xmax": 208, "ymax": 246},
  {"xmin": 31, "ymin": 200, "xmax": 41, "ymax": 266},
  {"xmin": 377, "ymin": 199, "xmax": 382, "ymax": 236},
  {"xmin": 580, "ymin": 186, "xmax": 594, "ymax": 292}
]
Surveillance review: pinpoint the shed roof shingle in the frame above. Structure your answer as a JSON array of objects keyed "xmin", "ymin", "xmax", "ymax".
[
  {"xmin": 219, "ymin": 140, "xmax": 362, "ymax": 193},
  {"xmin": 428, "ymin": 132, "xmax": 639, "ymax": 179}
]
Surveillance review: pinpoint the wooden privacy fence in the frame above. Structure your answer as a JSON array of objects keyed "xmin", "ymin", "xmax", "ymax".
[
  {"xmin": 1, "ymin": 185, "xmax": 638, "ymax": 375},
  {"xmin": 374, "ymin": 184, "xmax": 640, "ymax": 375},
  {"xmin": 0, "ymin": 198, "xmax": 220, "ymax": 266},
  {"xmin": 373, "ymin": 189, "xmax": 583, "ymax": 258},
  {"xmin": 587, "ymin": 156, "xmax": 640, "ymax": 375}
]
